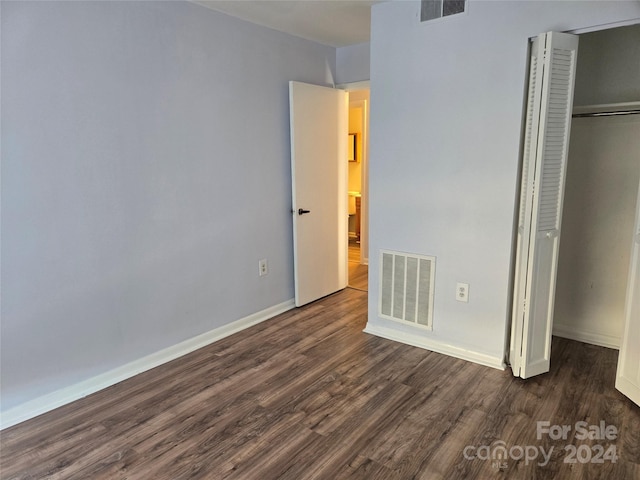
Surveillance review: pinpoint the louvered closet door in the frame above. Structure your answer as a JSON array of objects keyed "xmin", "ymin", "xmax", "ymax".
[{"xmin": 510, "ymin": 32, "xmax": 579, "ymax": 379}]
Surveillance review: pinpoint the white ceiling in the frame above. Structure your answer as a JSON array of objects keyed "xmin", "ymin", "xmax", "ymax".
[{"xmin": 192, "ymin": 0, "xmax": 381, "ymax": 47}]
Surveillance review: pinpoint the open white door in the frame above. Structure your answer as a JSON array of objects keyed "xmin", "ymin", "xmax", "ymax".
[
  {"xmin": 616, "ymin": 180, "xmax": 640, "ymax": 406},
  {"xmin": 289, "ymin": 81, "xmax": 348, "ymax": 307},
  {"xmin": 510, "ymin": 32, "xmax": 579, "ymax": 379}
]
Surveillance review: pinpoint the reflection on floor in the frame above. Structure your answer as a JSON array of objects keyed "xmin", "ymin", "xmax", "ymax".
[{"xmin": 348, "ymin": 238, "xmax": 368, "ymax": 292}]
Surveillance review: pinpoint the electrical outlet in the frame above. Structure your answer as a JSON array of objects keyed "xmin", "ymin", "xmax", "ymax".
[
  {"xmin": 456, "ymin": 282, "xmax": 469, "ymax": 302},
  {"xmin": 259, "ymin": 259, "xmax": 268, "ymax": 277}
]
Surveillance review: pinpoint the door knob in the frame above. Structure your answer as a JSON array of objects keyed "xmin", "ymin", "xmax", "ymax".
[{"xmin": 298, "ymin": 208, "xmax": 311, "ymax": 215}]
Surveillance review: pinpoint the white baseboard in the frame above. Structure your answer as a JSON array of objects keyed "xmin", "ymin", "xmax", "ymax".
[
  {"xmin": 553, "ymin": 323, "xmax": 620, "ymax": 349},
  {"xmin": 615, "ymin": 376, "xmax": 640, "ymax": 407},
  {"xmin": 363, "ymin": 324, "xmax": 505, "ymax": 371},
  {"xmin": 0, "ymin": 299, "xmax": 295, "ymax": 430}
]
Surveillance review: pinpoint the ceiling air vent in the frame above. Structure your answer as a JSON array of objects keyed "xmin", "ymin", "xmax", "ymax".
[
  {"xmin": 379, "ymin": 250, "xmax": 435, "ymax": 330},
  {"xmin": 421, "ymin": 0, "xmax": 466, "ymax": 22}
]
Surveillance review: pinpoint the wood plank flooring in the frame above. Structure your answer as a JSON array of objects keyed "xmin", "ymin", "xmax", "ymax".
[
  {"xmin": 348, "ymin": 240, "xmax": 367, "ymax": 292},
  {"xmin": 2, "ymin": 288, "xmax": 639, "ymax": 479}
]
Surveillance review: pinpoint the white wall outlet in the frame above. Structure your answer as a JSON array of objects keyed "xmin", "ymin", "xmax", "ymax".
[
  {"xmin": 456, "ymin": 282, "xmax": 469, "ymax": 302},
  {"xmin": 259, "ymin": 259, "xmax": 268, "ymax": 277}
]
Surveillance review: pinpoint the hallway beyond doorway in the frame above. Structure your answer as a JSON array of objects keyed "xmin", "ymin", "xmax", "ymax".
[{"xmin": 348, "ymin": 238, "xmax": 367, "ymax": 291}]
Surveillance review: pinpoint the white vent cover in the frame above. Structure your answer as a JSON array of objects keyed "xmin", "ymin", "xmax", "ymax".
[{"xmin": 379, "ymin": 250, "xmax": 435, "ymax": 329}]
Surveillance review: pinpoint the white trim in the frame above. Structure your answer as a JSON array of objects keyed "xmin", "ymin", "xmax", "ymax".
[
  {"xmin": 553, "ymin": 323, "xmax": 620, "ymax": 350},
  {"xmin": 336, "ymin": 80, "xmax": 370, "ymax": 91},
  {"xmin": 0, "ymin": 299, "xmax": 295, "ymax": 430},
  {"xmin": 568, "ymin": 18, "xmax": 640, "ymax": 35},
  {"xmin": 363, "ymin": 324, "xmax": 506, "ymax": 371},
  {"xmin": 616, "ymin": 376, "xmax": 640, "ymax": 408}
]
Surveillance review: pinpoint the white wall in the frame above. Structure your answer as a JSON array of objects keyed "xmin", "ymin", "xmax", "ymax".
[
  {"xmin": 1, "ymin": 1, "xmax": 335, "ymax": 416},
  {"xmin": 366, "ymin": 0, "xmax": 640, "ymax": 366},
  {"xmin": 336, "ymin": 42, "xmax": 370, "ymax": 84},
  {"xmin": 573, "ymin": 24, "xmax": 640, "ymax": 106},
  {"xmin": 554, "ymin": 115, "xmax": 640, "ymax": 347}
]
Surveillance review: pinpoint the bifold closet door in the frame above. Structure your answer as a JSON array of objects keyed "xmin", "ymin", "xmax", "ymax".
[{"xmin": 510, "ymin": 32, "xmax": 579, "ymax": 379}]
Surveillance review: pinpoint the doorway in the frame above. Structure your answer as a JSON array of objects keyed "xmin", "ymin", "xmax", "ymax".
[
  {"xmin": 289, "ymin": 81, "xmax": 370, "ymax": 306},
  {"xmin": 346, "ymin": 88, "xmax": 370, "ymax": 291},
  {"xmin": 510, "ymin": 25, "xmax": 640, "ymax": 378},
  {"xmin": 552, "ymin": 24, "xmax": 640, "ymax": 348},
  {"xmin": 553, "ymin": 22, "xmax": 640, "ymax": 405}
]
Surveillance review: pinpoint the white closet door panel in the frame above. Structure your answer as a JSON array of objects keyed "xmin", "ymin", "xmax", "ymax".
[
  {"xmin": 616, "ymin": 180, "xmax": 640, "ymax": 406},
  {"xmin": 510, "ymin": 36, "xmax": 543, "ymax": 376},
  {"xmin": 511, "ymin": 32, "xmax": 579, "ymax": 379}
]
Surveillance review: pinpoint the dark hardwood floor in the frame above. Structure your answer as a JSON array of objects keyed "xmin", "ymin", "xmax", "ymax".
[
  {"xmin": 348, "ymin": 240, "xmax": 367, "ymax": 292},
  {"xmin": 1, "ymin": 289, "xmax": 639, "ymax": 479}
]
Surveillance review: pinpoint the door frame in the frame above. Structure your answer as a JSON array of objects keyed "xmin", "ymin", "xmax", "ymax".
[
  {"xmin": 508, "ymin": 20, "xmax": 640, "ymax": 378},
  {"xmin": 338, "ymin": 81, "xmax": 370, "ymax": 267}
]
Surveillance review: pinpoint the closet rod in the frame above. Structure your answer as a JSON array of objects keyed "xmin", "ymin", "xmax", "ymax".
[{"xmin": 572, "ymin": 109, "xmax": 640, "ymax": 118}]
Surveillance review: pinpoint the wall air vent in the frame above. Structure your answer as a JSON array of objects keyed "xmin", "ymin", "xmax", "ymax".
[
  {"xmin": 379, "ymin": 250, "xmax": 435, "ymax": 330},
  {"xmin": 421, "ymin": 0, "xmax": 466, "ymax": 22}
]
